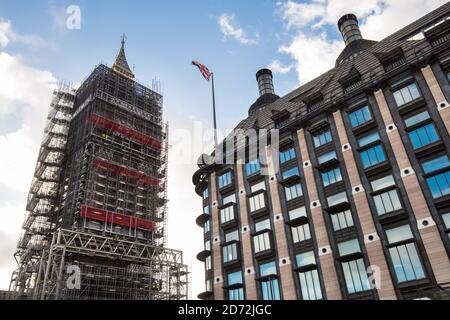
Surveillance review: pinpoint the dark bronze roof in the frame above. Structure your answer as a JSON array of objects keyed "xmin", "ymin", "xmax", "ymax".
[{"xmin": 234, "ymin": 2, "xmax": 450, "ymax": 133}]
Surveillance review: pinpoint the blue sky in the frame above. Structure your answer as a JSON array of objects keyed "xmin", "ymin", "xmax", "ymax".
[
  {"xmin": 0, "ymin": 0, "xmax": 447, "ymax": 297},
  {"xmin": 0, "ymin": 0, "xmax": 302, "ymax": 131}
]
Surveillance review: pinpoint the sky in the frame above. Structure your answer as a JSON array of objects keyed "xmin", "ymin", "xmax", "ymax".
[{"xmin": 0, "ymin": 0, "xmax": 447, "ymax": 298}]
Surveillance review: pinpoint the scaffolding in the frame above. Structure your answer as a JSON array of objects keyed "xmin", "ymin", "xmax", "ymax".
[
  {"xmin": 10, "ymin": 40, "xmax": 188, "ymax": 299},
  {"xmin": 162, "ymin": 122, "xmax": 169, "ymax": 247},
  {"xmin": 10, "ymin": 83, "xmax": 75, "ymax": 299},
  {"xmin": 33, "ymin": 229, "xmax": 188, "ymax": 300}
]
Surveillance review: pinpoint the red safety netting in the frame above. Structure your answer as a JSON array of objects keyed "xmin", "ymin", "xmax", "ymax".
[
  {"xmin": 92, "ymin": 159, "xmax": 160, "ymax": 186},
  {"xmin": 80, "ymin": 205, "xmax": 155, "ymax": 231},
  {"xmin": 88, "ymin": 114, "xmax": 162, "ymax": 150}
]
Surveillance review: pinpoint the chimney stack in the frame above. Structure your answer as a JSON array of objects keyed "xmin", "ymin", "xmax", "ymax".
[
  {"xmin": 337, "ymin": 14, "xmax": 363, "ymax": 46},
  {"xmin": 256, "ymin": 69, "xmax": 275, "ymax": 96}
]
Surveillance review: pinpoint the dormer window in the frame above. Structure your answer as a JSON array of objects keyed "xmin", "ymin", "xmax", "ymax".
[
  {"xmin": 302, "ymin": 92, "xmax": 324, "ymax": 112},
  {"xmin": 424, "ymin": 18, "xmax": 450, "ymax": 47},
  {"xmin": 376, "ymin": 48, "xmax": 406, "ymax": 72},
  {"xmin": 339, "ymin": 67, "xmax": 362, "ymax": 93},
  {"xmin": 271, "ymin": 109, "xmax": 290, "ymax": 129}
]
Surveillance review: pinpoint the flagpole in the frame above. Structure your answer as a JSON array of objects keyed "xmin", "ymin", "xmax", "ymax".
[{"xmin": 211, "ymin": 72, "xmax": 218, "ymax": 147}]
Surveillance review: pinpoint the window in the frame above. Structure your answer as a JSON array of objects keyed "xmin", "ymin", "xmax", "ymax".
[
  {"xmin": 327, "ymin": 192, "xmax": 348, "ymax": 207},
  {"xmin": 371, "ymin": 175, "xmax": 402, "ymax": 215},
  {"xmin": 249, "ymin": 192, "xmax": 266, "ymax": 212},
  {"xmin": 358, "ymin": 132, "xmax": 380, "ymax": 148},
  {"xmin": 331, "ymin": 210, "xmax": 354, "ymax": 231},
  {"xmin": 203, "ymin": 188, "xmax": 209, "ymax": 199},
  {"xmin": 255, "ymin": 219, "xmax": 271, "ymax": 232},
  {"xmin": 246, "ymin": 159, "xmax": 261, "ymax": 176},
  {"xmin": 280, "ymin": 148, "xmax": 296, "ymax": 164},
  {"xmin": 204, "ymin": 220, "xmax": 210, "ymax": 234},
  {"xmin": 393, "ymin": 82, "xmax": 421, "ymax": 107},
  {"xmin": 442, "ymin": 212, "xmax": 450, "ymax": 239},
  {"xmin": 203, "ymin": 205, "xmax": 210, "ymax": 215},
  {"xmin": 288, "ymin": 206, "xmax": 307, "ymax": 220},
  {"xmin": 386, "ymin": 225, "xmax": 426, "ymax": 283},
  {"xmin": 254, "ymin": 219, "xmax": 271, "ymax": 253},
  {"xmin": 225, "ymin": 230, "xmax": 239, "ymax": 242},
  {"xmin": 338, "ymin": 239, "xmax": 371, "ymax": 294},
  {"xmin": 285, "ymin": 183, "xmax": 303, "ymax": 201},
  {"xmin": 373, "ymin": 190, "xmax": 402, "ymax": 215},
  {"xmin": 371, "ymin": 175, "xmax": 395, "ymax": 191},
  {"xmin": 259, "ymin": 261, "xmax": 281, "ymax": 300},
  {"xmin": 313, "ymin": 130, "xmax": 332, "ymax": 148},
  {"xmin": 253, "ymin": 232, "xmax": 271, "ymax": 253},
  {"xmin": 206, "ymin": 279, "xmax": 212, "ymax": 292},
  {"xmin": 338, "ymin": 239, "xmax": 361, "ymax": 256},
  {"xmin": 422, "ymin": 155, "xmax": 450, "ymax": 174},
  {"xmin": 296, "ymin": 251, "xmax": 316, "ymax": 267},
  {"xmin": 318, "ymin": 151, "xmax": 337, "ymax": 165},
  {"xmin": 220, "ymin": 206, "xmax": 235, "ymax": 224},
  {"xmin": 349, "ymin": 106, "xmax": 372, "ymax": 128},
  {"xmin": 408, "ymin": 123, "xmax": 440, "ymax": 150},
  {"xmin": 222, "ymin": 194, "xmax": 236, "ymax": 205},
  {"xmin": 405, "ymin": 110, "xmax": 430, "ymax": 127},
  {"xmin": 296, "ymin": 252, "xmax": 323, "ymax": 300},
  {"xmin": 219, "ymin": 172, "xmax": 232, "ymax": 188},
  {"xmin": 251, "ymin": 181, "xmax": 266, "ymax": 193},
  {"xmin": 227, "ymin": 271, "xmax": 244, "ymax": 300},
  {"xmin": 360, "ymin": 144, "xmax": 386, "ymax": 169},
  {"xmin": 282, "ymin": 167, "xmax": 300, "ymax": 180},
  {"xmin": 223, "ymin": 242, "xmax": 238, "ymax": 263},
  {"xmin": 205, "ymin": 240, "xmax": 211, "ymax": 251},
  {"xmin": 422, "ymin": 155, "xmax": 450, "ymax": 199},
  {"xmin": 205, "ymin": 256, "xmax": 212, "ymax": 271},
  {"xmin": 292, "ymin": 224, "xmax": 311, "ymax": 243},
  {"xmin": 322, "ymin": 167, "xmax": 342, "ymax": 187}
]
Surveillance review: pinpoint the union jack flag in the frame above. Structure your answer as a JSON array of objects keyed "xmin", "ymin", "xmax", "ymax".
[{"xmin": 192, "ymin": 61, "xmax": 211, "ymax": 81}]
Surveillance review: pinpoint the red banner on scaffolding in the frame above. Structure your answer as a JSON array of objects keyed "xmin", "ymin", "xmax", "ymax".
[
  {"xmin": 88, "ymin": 114, "xmax": 162, "ymax": 150},
  {"xmin": 80, "ymin": 205, "xmax": 155, "ymax": 231},
  {"xmin": 91, "ymin": 159, "xmax": 160, "ymax": 186}
]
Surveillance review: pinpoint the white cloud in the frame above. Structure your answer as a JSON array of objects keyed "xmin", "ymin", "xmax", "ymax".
[
  {"xmin": 0, "ymin": 22, "xmax": 55, "ymax": 288},
  {"xmin": 278, "ymin": 0, "xmax": 448, "ymax": 84},
  {"xmin": 217, "ymin": 13, "xmax": 259, "ymax": 45},
  {"xmin": 280, "ymin": 33, "xmax": 343, "ymax": 84},
  {"xmin": 268, "ymin": 59, "xmax": 294, "ymax": 74},
  {"xmin": 281, "ymin": 0, "xmax": 326, "ymax": 29},
  {"xmin": 0, "ymin": 19, "xmax": 49, "ymax": 49},
  {"xmin": 0, "ymin": 202, "xmax": 25, "ymax": 286}
]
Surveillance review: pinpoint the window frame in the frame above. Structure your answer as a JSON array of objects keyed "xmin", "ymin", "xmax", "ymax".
[
  {"xmin": 321, "ymin": 167, "xmax": 343, "ymax": 187},
  {"xmin": 248, "ymin": 191, "xmax": 267, "ymax": 213},
  {"xmin": 285, "ymin": 183, "xmax": 303, "ymax": 201},
  {"xmin": 245, "ymin": 158, "xmax": 261, "ymax": 176},
  {"xmin": 407, "ymin": 122, "xmax": 440, "ymax": 150},
  {"xmin": 226, "ymin": 271, "xmax": 245, "ymax": 300},
  {"xmin": 337, "ymin": 238, "xmax": 372, "ymax": 295},
  {"xmin": 349, "ymin": 105, "xmax": 373, "ymax": 128},
  {"xmin": 295, "ymin": 251, "xmax": 323, "ymax": 300},
  {"xmin": 258, "ymin": 261, "xmax": 281, "ymax": 300},
  {"xmin": 359, "ymin": 143, "xmax": 387, "ymax": 169},
  {"xmin": 313, "ymin": 129, "xmax": 333, "ymax": 148},
  {"xmin": 385, "ymin": 224, "xmax": 427, "ymax": 284},
  {"xmin": 392, "ymin": 82, "xmax": 422, "ymax": 107},
  {"xmin": 280, "ymin": 148, "xmax": 296, "ymax": 164},
  {"xmin": 218, "ymin": 171, "xmax": 233, "ymax": 189},
  {"xmin": 422, "ymin": 155, "xmax": 450, "ymax": 199}
]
